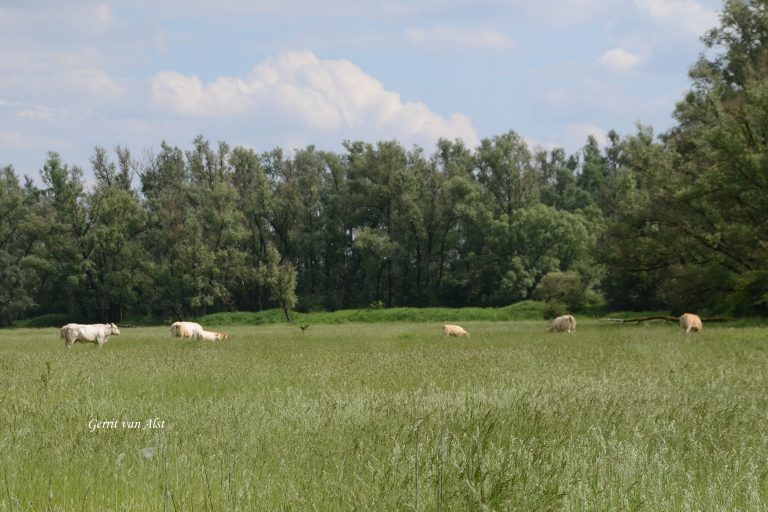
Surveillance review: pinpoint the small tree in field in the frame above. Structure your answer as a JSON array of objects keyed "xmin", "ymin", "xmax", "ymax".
[
  {"xmin": 533, "ymin": 271, "xmax": 586, "ymax": 315},
  {"xmin": 257, "ymin": 244, "xmax": 297, "ymax": 321}
]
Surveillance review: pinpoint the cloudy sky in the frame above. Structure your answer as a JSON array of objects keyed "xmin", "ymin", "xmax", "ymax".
[{"xmin": 1, "ymin": 0, "xmax": 722, "ymax": 179}]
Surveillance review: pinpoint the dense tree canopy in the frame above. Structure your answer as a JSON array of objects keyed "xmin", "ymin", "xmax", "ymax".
[
  {"xmin": 1, "ymin": 0, "xmax": 767, "ymax": 324},
  {"xmin": 602, "ymin": 0, "xmax": 768, "ymax": 315},
  {"xmin": 0, "ymin": 133, "xmax": 604, "ymax": 324}
]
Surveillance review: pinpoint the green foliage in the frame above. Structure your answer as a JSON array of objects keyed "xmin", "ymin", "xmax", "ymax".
[
  {"xmin": 0, "ymin": 166, "xmax": 38, "ymax": 326},
  {"xmin": 542, "ymin": 300, "xmax": 568, "ymax": 319},
  {"xmin": 476, "ymin": 130, "xmax": 540, "ymax": 215},
  {"xmin": 256, "ymin": 244, "xmax": 298, "ymax": 321},
  {"xmin": 534, "ymin": 271, "xmax": 587, "ymax": 311},
  {"xmin": 597, "ymin": 0, "xmax": 768, "ymax": 314},
  {"xmin": 0, "ymin": 127, "xmax": 615, "ymax": 321},
  {"xmin": 727, "ymin": 270, "xmax": 768, "ymax": 316},
  {"xmin": 576, "ymin": 135, "xmax": 607, "ymax": 200}
]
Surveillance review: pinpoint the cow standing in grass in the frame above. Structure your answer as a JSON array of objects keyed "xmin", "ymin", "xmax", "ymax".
[
  {"xmin": 170, "ymin": 321, "xmax": 203, "ymax": 338},
  {"xmin": 679, "ymin": 313, "xmax": 703, "ymax": 335},
  {"xmin": 60, "ymin": 323, "xmax": 120, "ymax": 348},
  {"xmin": 443, "ymin": 324, "xmax": 469, "ymax": 337},
  {"xmin": 547, "ymin": 315, "xmax": 576, "ymax": 333}
]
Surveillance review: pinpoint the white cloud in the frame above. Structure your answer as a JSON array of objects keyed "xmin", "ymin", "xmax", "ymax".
[
  {"xmin": 598, "ymin": 47, "xmax": 640, "ymax": 71},
  {"xmin": 635, "ymin": 0, "xmax": 719, "ymax": 37},
  {"xmin": 406, "ymin": 26, "xmax": 515, "ymax": 51},
  {"xmin": 150, "ymin": 50, "xmax": 479, "ymax": 147},
  {"xmin": 150, "ymin": 72, "xmax": 227, "ymax": 116}
]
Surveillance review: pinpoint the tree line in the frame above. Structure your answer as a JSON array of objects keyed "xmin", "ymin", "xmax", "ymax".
[{"xmin": 1, "ymin": 0, "xmax": 766, "ymax": 325}]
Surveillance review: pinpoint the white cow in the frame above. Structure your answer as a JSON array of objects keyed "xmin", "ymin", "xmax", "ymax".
[
  {"xmin": 170, "ymin": 321, "xmax": 203, "ymax": 338},
  {"xmin": 60, "ymin": 323, "xmax": 120, "ymax": 348},
  {"xmin": 195, "ymin": 330, "xmax": 228, "ymax": 341},
  {"xmin": 443, "ymin": 324, "xmax": 469, "ymax": 337},
  {"xmin": 679, "ymin": 313, "xmax": 703, "ymax": 334},
  {"xmin": 546, "ymin": 315, "xmax": 576, "ymax": 333}
]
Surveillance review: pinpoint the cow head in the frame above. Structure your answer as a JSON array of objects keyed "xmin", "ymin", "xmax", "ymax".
[{"xmin": 110, "ymin": 323, "xmax": 121, "ymax": 335}]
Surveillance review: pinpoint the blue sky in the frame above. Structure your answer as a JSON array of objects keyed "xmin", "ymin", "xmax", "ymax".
[{"xmin": 1, "ymin": 0, "xmax": 722, "ymax": 180}]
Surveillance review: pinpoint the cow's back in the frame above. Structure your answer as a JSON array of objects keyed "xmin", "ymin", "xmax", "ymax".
[
  {"xmin": 443, "ymin": 324, "xmax": 469, "ymax": 336},
  {"xmin": 174, "ymin": 321, "xmax": 202, "ymax": 338},
  {"xmin": 547, "ymin": 315, "xmax": 576, "ymax": 333}
]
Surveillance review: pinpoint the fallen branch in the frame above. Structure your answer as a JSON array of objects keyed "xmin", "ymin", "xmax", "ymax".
[
  {"xmin": 616, "ymin": 315, "xmax": 679, "ymax": 324},
  {"xmin": 599, "ymin": 315, "xmax": 734, "ymax": 324}
]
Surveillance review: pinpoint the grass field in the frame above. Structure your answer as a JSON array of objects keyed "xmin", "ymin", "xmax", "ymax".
[{"xmin": 1, "ymin": 320, "xmax": 767, "ymax": 511}]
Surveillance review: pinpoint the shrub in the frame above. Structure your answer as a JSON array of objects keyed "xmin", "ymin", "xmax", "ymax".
[
  {"xmin": 533, "ymin": 272, "xmax": 587, "ymax": 311},
  {"xmin": 542, "ymin": 301, "xmax": 567, "ymax": 319}
]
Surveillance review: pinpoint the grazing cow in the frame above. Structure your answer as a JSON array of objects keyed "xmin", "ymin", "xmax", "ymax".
[
  {"xmin": 60, "ymin": 323, "xmax": 120, "ymax": 348},
  {"xmin": 443, "ymin": 324, "xmax": 469, "ymax": 337},
  {"xmin": 195, "ymin": 330, "xmax": 228, "ymax": 341},
  {"xmin": 546, "ymin": 315, "xmax": 576, "ymax": 333},
  {"xmin": 170, "ymin": 321, "xmax": 203, "ymax": 338},
  {"xmin": 679, "ymin": 313, "xmax": 703, "ymax": 334}
]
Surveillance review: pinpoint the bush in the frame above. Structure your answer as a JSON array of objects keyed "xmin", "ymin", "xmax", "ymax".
[
  {"xmin": 725, "ymin": 270, "xmax": 768, "ymax": 317},
  {"xmin": 533, "ymin": 272, "xmax": 587, "ymax": 311},
  {"xmin": 542, "ymin": 301, "xmax": 567, "ymax": 319}
]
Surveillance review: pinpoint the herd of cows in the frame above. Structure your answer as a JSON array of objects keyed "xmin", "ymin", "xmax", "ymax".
[
  {"xmin": 56, "ymin": 313, "xmax": 704, "ymax": 349},
  {"xmin": 58, "ymin": 320, "xmax": 228, "ymax": 349},
  {"xmin": 441, "ymin": 314, "xmax": 578, "ymax": 337}
]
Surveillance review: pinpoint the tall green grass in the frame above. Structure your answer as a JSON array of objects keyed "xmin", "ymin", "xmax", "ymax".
[{"xmin": 1, "ymin": 321, "xmax": 767, "ymax": 510}]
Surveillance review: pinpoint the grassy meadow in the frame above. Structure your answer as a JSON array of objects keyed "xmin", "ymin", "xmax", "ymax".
[{"xmin": 1, "ymin": 319, "xmax": 768, "ymax": 510}]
